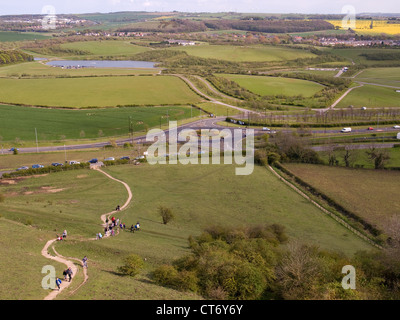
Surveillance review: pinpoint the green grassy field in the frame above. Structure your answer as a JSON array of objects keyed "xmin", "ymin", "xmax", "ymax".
[
  {"xmin": 336, "ymin": 84, "xmax": 400, "ymax": 108},
  {"xmin": 0, "ymin": 104, "xmax": 198, "ymax": 145},
  {"xmin": 329, "ymin": 48, "xmax": 400, "ymax": 66},
  {"xmin": 168, "ymin": 44, "xmax": 316, "ymax": 62},
  {"xmin": 0, "ymin": 31, "xmax": 50, "ymax": 42},
  {"xmin": 0, "ymin": 163, "xmax": 374, "ymax": 299},
  {"xmin": 220, "ymin": 74, "xmax": 324, "ymax": 97},
  {"xmin": 284, "ymin": 163, "xmax": 400, "ymax": 238},
  {"xmin": 0, "ymin": 61, "xmax": 160, "ymax": 78},
  {"xmin": 60, "ymin": 40, "xmax": 150, "ymax": 57},
  {"xmin": 355, "ymin": 67, "xmax": 400, "ymax": 87},
  {"xmin": 0, "ymin": 75, "xmax": 202, "ymax": 108}
]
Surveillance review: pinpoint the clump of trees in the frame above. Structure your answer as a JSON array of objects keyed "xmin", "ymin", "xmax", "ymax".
[
  {"xmin": 0, "ymin": 50, "xmax": 33, "ymax": 66},
  {"xmin": 151, "ymin": 224, "xmax": 400, "ymax": 300},
  {"xmin": 117, "ymin": 254, "xmax": 144, "ymax": 277},
  {"xmin": 159, "ymin": 206, "xmax": 174, "ymax": 225}
]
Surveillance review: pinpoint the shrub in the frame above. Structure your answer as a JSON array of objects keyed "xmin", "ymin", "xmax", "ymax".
[
  {"xmin": 0, "ymin": 193, "xmax": 5, "ymax": 203},
  {"xmin": 159, "ymin": 206, "xmax": 174, "ymax": 225},
  {"xmin": 117, "ymin": 254, "xmax": 144, "ymax": 277}
]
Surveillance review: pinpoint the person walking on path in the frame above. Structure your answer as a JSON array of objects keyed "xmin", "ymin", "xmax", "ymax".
[
  {"xmin": 82, "ymin": 256, "xmax": 88, "ymax": 268},
  {"xmin": 55, "ymin": 277, "xmax": 62, "ymax": 291},
  {"xmin": 66, "ymin": 267, "xmax": 73, "ymax": 282}
]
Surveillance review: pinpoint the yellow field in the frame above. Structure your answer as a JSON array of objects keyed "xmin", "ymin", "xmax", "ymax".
[{"xmin": 327, "ymin": 20, "xmax": 400, "ymax": 35}]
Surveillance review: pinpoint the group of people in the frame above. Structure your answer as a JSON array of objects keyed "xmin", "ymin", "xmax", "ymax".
[
  {"xmin": 56, "ymin": 230, "xmax": 68, "ymax": 241},
  {"xmin": 130, "ymin": 222, "xmax": 141, "ymax": 233},
  {"xmin": 56, "ymin": 256, "xmax": 88, "ymax": 291}
]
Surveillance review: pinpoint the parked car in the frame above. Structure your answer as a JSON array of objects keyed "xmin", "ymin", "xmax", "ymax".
[
  {"xmin": 32, "ymin": 164, "xmax": 44, "ymax": 169},
  {"xmin": 367, "ymin": 127, "xmax": 374, "ymax": 131},
  {"xmin": 120, "ymin": 156, "xmax": 130, "ymax": 160},
  {"xmin": 51, "ymin": 162, "xmax": 64, "ymax": 167},
  {"xmin": 69, "ymin": 161, "xmax": 80, "ymax": 165},
  {"xmin": 393, "ymin": 125, "xmax": 400, "ymax": 129},
  {"xmin": 341, "ymin": 127, "xmax": 352, "ymax": 133},
  {"xmin": 88, "ymin": 158, "xmax": 98, "ymax": 164},
  {"xmin": 104, "ymin": 157, "xmax": 115, "ymax": 161},
  {"xmin": 16, "ymin": 166, "xmax": 29, "ymax": 171}
]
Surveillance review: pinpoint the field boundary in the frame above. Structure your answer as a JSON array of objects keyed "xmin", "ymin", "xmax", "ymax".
[{"xmin": 267, "ymin": 163, "xmax": 383, "ymax": 249}]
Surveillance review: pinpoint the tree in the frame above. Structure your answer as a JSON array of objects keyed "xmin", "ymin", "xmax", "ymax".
[
  {"xmin": 117, "ymin": 254, "xmax": 144, "ymax": 277},
  {"xmin": 342, "ymin": 145, "xmax": 357, "ymax": 168},
  {"xmin": 159, "ymin": 206, "xmax": 174, "ymax": 225},
  {"xmin": 366, "ymin": 147, "xmax": 390, "ymax": 169}
]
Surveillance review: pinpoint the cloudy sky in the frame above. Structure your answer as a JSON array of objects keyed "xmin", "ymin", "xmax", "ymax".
[{"xmin": 1, "ymin": 0, "xmax": 399, "ymax": 15}]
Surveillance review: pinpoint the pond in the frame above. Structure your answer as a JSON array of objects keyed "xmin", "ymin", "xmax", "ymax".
[{"xmin": 46, "ymin": 60, "xmax": 157, "ymax": 69}]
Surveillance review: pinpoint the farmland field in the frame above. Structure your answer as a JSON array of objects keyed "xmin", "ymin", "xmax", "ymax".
[
  {"xmin": 0, "ymin": 163, "xmax": 374, "ymax": 299},
  {"xmin": 0, "ymin": 75, "xmax": 202, "ymax": 108},
  {"xmin": 0, "ymin": 61, "xmax": 160, "ymax": 77},
  {"xmin": 336, "ymin": 84, "xmax": 400, "ymax": 108},
  {"xmin": 327, "ymin": 20, "xmax": 400, "ymax": 35},
  {"xmin": 0, "ymin": 104, "xmax": 196, "ymax": 144},
  {"xmin": 0, "ymin": 31, "xmax": 50, "ymax": 42},
  {"xmin": 168, "ymin": 44, "xmax": 317, "ymax": 62},
  {"xmin": 59, "ymin": 40, "xmax": 151, "ymax": 57},
  {"xmin": 283, "ymin": 163, "xmax": 400, "ymax": 237},
  {"xmin": 220, "ymin": 74, "xmax": 324, "ymax": 97},
  {"xmin": 355, "ymin": 67, "xmax": 400, "ymax": 87},
  {"xmin": 329, "ymin": 48, "xmax": 400, "ymax": 66}
]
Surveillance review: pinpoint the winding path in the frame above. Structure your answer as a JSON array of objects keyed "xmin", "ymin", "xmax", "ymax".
[{"xmin": 41, "ymin": 167, "xmax": 133, "ymax": 300}]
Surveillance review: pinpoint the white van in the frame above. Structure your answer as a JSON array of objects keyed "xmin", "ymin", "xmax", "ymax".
[
  {"xmin": 397, "ymin": 132, "xmax": 400, "ymax": 140},
  {"xmin": 69, "ymin": 160, "xmax": 80, "ymax": 165},
  {"xmin": 341, "ymin": 127, "xmax": 352, "ymax": 133}
]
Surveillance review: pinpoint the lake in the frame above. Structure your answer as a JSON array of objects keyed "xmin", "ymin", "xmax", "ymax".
[{"xmin": 46, "ymin": 60, "xmax": 157, "ymax": 69}]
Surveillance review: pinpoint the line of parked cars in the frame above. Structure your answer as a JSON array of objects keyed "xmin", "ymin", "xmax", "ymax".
[{"xmin": 15, "ymin": 156, "xmax": 134, "ymax": 172}]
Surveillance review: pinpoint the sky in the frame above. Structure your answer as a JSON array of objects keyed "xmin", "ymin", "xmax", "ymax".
[{"xmin": 0, "ymin": 0, "xmax": 399, "ymax": 15}]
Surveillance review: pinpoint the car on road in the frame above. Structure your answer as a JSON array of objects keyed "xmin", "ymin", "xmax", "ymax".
[
  {"xmin": 120, "ymin": 156, "xmax": 130, "ymax": 160},
  {"xmin": 16, "ymin": 166, "xmax": 29, "ymax": 171},
  {"xmin": 52, "ymin": 162, "xmax": 64, "ymax": 167},
  {"xmin": 104, "ymin": 157, "xmax": 115, "ymax": 161},
  {"xmin": 367, "ymin": 127, "xmax": 374, "ymax": 131},
  {"xmin": 9, "ymin": 147, "xmax": 19, "ymax": 152},
  {"xmin": 341, "ymin": 127, "xmax": 352, "ymax": 133},
  {"xmin": 32, "ymin": 164, "xmax": 44, "ymax": 169},
  {"xmin": 393, "ymin": 125, "xmax": 400, "ymax": 129},
  {"xmin": 88, "ymin": 158, "xmax": 98, "ymax": 164},
  {"xmin": 262, "ymin": 127, "xmax": 270, "ymax": 131}
]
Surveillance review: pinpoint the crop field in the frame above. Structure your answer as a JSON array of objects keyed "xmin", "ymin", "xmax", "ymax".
[
  {"xmin": 0, "ymin": 104, "xmax": 196, "ymax": 145},
  {"xmin": 168, "ymin": 44, "xmax": 316, "ymax": 62},
  {"xmin": 0, "ymin": 163, "xmax": 374, "ymax": 299},
  {"xmin": 355, "ymin": 67, "xmax": 400, "ymax": 87},
  {"xmin": 284, "ymin": 163, "xmax": 400, "ymax": 237},
  {"xmin": 0, "ymin": 76, "xmax": 202, "ymax": 108},
  {"xmin": 336, "ymin": 84, "xmax": 400, "ymax": 108},
  {"xmin": 327, "ymin": 20, "xmax": 400, "ymax": 35},
  {"xmin": 329, "ymin": 48, "xmax": 400, "ymax": 66},
  {"xmin": 220, "ymin": 74, "xmax": 324, "ymax": 97},
  {"xmin": 59, "ymin": 40, "xmax": 151, "ymax": 57},
  {"xmin": 0, "ymin": 61, "xmax": 160, "ymax": 78},
  {"xmin": 0, "ymin": 31, "xmax": 50, "ymax": 42}
]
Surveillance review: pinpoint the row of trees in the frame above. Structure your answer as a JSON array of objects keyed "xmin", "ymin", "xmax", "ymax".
[{"xmin": 0, "ymin": 50, "xmax": 33, "ymax": 66}]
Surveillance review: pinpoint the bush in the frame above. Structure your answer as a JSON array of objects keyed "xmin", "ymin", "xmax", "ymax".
[
  {"xmin": 159, "ymin": 206, "xmax": 174, "ymax": 225},
  {"xmin": 0, "ymin": 193, "xmax": 5, "ymax": 203},
  {"xmin": 117, "ymin": 254, "xmax": 144, "ymax": 277}
]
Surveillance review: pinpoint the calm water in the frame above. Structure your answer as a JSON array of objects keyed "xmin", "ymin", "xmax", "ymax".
[{"xmin": 46, "ymin": 60, "xmax": 157, "ymax": 69}]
